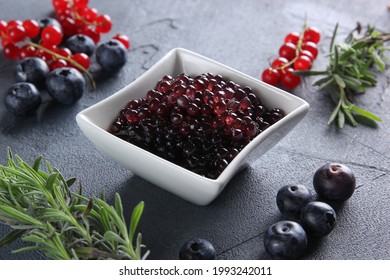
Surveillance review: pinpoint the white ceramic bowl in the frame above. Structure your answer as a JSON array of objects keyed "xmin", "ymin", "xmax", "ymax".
[{"xmin": 76, "ymin": 48, "xmax": 309, "ymax": 206}]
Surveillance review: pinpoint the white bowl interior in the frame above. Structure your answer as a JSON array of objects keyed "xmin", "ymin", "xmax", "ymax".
[{"xmin": 77, "ymin": 48, "xmax": 309, "ymax": 205}]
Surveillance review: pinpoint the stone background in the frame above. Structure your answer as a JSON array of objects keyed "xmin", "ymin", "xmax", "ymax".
[{"xmin": 0, "ymin": 0, "xmax": 389, "ymax": 259}]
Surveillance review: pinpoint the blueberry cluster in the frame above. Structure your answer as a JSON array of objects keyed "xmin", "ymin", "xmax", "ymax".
[
  {"xmin": 109, "ymin": 73, "xmax": 285, "ymax": 179},
  {"xmin": 264, "ymin": 163, "xmax": 356, "ymax": 259}
]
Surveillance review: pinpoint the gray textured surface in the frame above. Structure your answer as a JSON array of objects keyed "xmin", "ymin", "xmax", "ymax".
[{"xmin": 0, "ymin": 0, "xmax": 389, "ymax": 260}]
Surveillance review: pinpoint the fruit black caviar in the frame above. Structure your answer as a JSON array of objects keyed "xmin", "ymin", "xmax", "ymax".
[{"xmin": 109, "ymin": 73, "xmax": 285, "ymax": 179}]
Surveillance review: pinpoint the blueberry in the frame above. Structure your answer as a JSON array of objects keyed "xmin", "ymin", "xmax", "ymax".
[
  {"xmin": 95, "ymin": 39, "xmax": 127, "ymax": 72},
  {"xmin": 46, "ymin": 67, "xmax": 85, "ymax": 105},
  {"xmin": 4, "ymin": 82, "xmax": 41, "ymax": 116},
  {"xmin": 16, "ymin": 57, "xmax": 49, "ymax": 88},
  {"xmin": 37, "ymin": 17, "xmax": 62, "ymax": 32},
  {"xmin": 301, "ymin": 201, "xmax": 337, "ymax": 237},
  {"xmin": 34, "ymin": 17, "xmax": 62, "ymax": 40},
  {"xmin": 276, "ymin": 184, "xmax": 314, "ymax": 216},
  {"xmin": 179, "ymin": 238, "xmax": 216, "ymax": 260},
  {"xmin": 313, "ymin": 163, "xmax": 356, "ymax": 201},
  {"xmin": 65, "ymin": 34, "xmax": 96, "ymax": 56},
  {"xmin": 264, "ymin": 220, "xmax": 307, "ymax": 259}
]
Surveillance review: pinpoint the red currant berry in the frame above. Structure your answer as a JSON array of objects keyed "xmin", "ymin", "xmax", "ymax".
[
  {"xmin": 302, "ymin": 41, "xmax": 318, "ymax": 59},
  {"xmin": 84, "ymin": 8, "xmax": 99, "ymax": 22},
  {"xmin": 293, "ymin": 55, "xmax": 312, "ymax": 70},
  {"xmin": 19, "ymin": 45, "xmax": 37, "ymax": 59},
  {"xmin": 284, "ymin": 32, "xmax": 300, "ymax": 45},
  {"xmin": 75, "ymin": 6, "xmax": 88, "ymax": 18},
  {"xmin": 7, "ymin": 20, "xmax": 22, "ymax": 29},
  {"xmin": 3, "ymin": 43, "xmax": 20, "ymax": 60},
  {"xmin": 303, "ymin": 27, "xmax": 321, "ymax": 44},
  {"xmin": 59, "ymin": 17, "xmax": 76, "ymax": 36},
  {"xmin": 262, "ymin": 68, "xmax": 280, "ymax": 86},
  {"xmin": 1, "ymin": 37, "xmax": 12, "ymax": 48},
  {"xmin": 7, "ymin": 25, "xmax": 27, "ymax": 43},
  {"xmin": 299, "ymin": 50, "xmax": 314, "ymax": 62},
  {"xmin": 113, "ymin": 34, "xmax": 130, "ymax": 49},
  {"xmin": 72, "ymin": 53, "xmax": 90, "ymax": 69},
  {"xmin": 58, "ymin": 47, "xmax": 72, "ymax": 57},
  {"xmin": 271, "ymin": 57, "xmax": 289, "ymax": 72},
  {"xmin": 279, "ymin": 42, "xmax": 297, "ymax": 61},
  {"xmin": 81, "ymin": 26, "xmax": 100, "ymax": 43},
  {"xmin": 49, "ymin": 59, "xmax": 67, "ymax": 70},
  {"xmin": 96, "ymin": 14, "xmax": 112, "ymax": 33},
  {"xmin": 280, "ymin": 68, "xmax": 301, "ymax": 89},
  {"xmin": 73, "ymin": 0, "xmax": 89, "ymax": 8},
  {"xmin": 0, "ymin": 20, "xmax": 7, "ymax": 33},
  {"xmin": 41, "ymin": 25, "xmax": 63, "ymax": 46},
  {"xmin": 22, "ymin": 19, "xmax": 40, "ymax": 38},
  {"xmin": 36, "ymin": 49, "xmax": 53, "ymax": 61},
  {"xmin": 52, "ymin": 0, "xmax": 70, "ymax": 11}
]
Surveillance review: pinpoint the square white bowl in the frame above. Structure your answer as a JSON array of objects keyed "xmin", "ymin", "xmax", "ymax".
[{"xmin": 76, "ymin": 48, "xmax": 309, "ymax": 206}]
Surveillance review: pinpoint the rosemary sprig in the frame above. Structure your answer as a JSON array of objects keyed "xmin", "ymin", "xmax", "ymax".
[
  {"xmin": 296, "ymin": 23, "xmax": 389, "ymax": 128},
  {"xmin": 0, "ymin": 148, "xmax": 149, "ymax": 260}
]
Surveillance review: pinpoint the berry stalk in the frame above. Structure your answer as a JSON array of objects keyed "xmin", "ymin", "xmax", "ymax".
[{"xmin": 25, "ymin": 40, "xmax": 96, "ymax": 90}]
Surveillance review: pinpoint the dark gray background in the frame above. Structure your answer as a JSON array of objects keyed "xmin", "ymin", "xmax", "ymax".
[{"xmin": 0, "ymin": 0, "xmax": 389, "ymax": 260}]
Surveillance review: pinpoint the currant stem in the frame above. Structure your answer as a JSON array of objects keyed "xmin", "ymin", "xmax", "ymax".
[
  {"xmin": 25, "ymin": 40, "xmax": 96, "ymax": 90},
  {"xmin": 67, "ymin": 0, "xmax": 98, "ymax": 27},
  {"xmin": 276, "ymin": 26, "xmax": 308, "ymax": 73}
]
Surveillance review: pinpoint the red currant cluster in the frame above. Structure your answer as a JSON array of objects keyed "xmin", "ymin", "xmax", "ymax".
[
  {"xmin": 261, "ymin": 26, "xmax": 321, "ymax": 89},
  {"xmin": 0, "ymin": 1, "xmax": 130, "ymax": 72},
  {"xmin": 1, "ymin": 1, "xmax": 131, "ymax": 116},
  {"xmin": 52, "ymin": 0, "xmax": 111, "ymax": 43},
  {"xmin": 0, "ymin": 18, "xmax": 91, "ymax": 72}
]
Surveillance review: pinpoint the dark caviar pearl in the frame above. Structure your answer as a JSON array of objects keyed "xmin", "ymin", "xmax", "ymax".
[
  {"xmin": 187, "ymin": 103, "xmax": 199, "ymax": 116},
  {"xmin": 127, "ymin": 99, "xmax": 139, "ymax": 109},
  {"xmin": 109, "ymin": 73, "xmax": 285, "ymax": 179},
  {"xmin": 185, "ymin": 85, "xmax": 196, "ymax": 99},
  {"xmin": 171, "ymin": 113, "xmax": 183, "ymax": 125},
  {"xmin": 183, "ymin": 141, "xmax": 196, "ymax": 156},
  {"xmin": 148, "ymin": 98, "xmax": 160, "ymax": 111},
  {"xmin": 125, "ymin": 109, "xmax": 139, "ymax": 123},
  {"xmin": 177, "ymin": 95, "xmax": 190, "ymax": 108}
]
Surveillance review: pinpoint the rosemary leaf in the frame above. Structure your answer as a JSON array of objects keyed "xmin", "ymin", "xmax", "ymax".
[
  {"xmin": 104, "ymin": 231, "xmax": 126, "ymax": 245},
  {"xmin": 338, "ymin": 110, "xmax": 345, "ymax": 128},
  {"xmin": 371, "ymin": 51, "xmax": 385, "ymax": 72},
  {"xmin": 129, "ymin": 201, "xmax": 144, "ymax": 242},
  {"xmin": 349, "ymin": 104, "xmax": 382, "ymax": 121},
  {"xmin": 0, "ymin": 229, "xmax": 26, "ymax": 248}
]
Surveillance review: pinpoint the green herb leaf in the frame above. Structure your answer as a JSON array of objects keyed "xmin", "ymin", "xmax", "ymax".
[
  {"xmin": 32, "ymin": 155, "xmax": 43, "ymax": 172},
  {"xmin": 313, "ymin": 75, "xmax": 333, "ymax": 86},
  {"xmin": 329, "ymin": 23, "xmax": 339, "ymax": 54},
  {"xmin": 333, "ymin": 74, "xmax": 346, "ymax": 88},
  {"xmin": 328, "ymin": 98, "xmax": 342, "ymax": 125},
  {"xmin": 342, "ymin": 107, "xmax": 357, "ymax": 126},
  {"xmin": 129, "ymin": 201, "xmax": 144, "ymax": 242},
  {"xmin": 354, "ymin": 114, "xmax": 380, "ymax": 128},
  {"xmin": 104, "ymin": 231, "xmax": 126, "ymax": 245},
  {"xmin": 371, "ymin": 51, "xmax": 385, "ymax": 72},
  {"xmin": 0, "ymin": 229, "xmax": 26, "ymax": 248},
  {"xmin": 337, "ymin": 110, "xmax": 345, "ymax": 128},
  {"xmin": 349, "ymin": 105, "xmax": 382, "ymax": 121}
]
